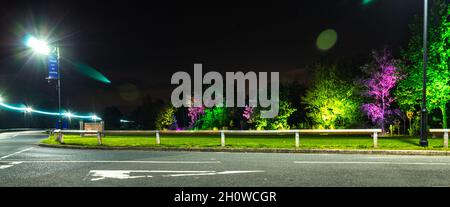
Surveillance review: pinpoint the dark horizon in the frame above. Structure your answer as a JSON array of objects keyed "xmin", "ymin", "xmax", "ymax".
[{"xmin": 0, "ymin": 0, "xmax": 427, "ymax": 125}]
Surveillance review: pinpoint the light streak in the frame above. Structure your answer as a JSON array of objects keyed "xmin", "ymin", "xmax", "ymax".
[{"xmin": 0, "ymin": 102, "xmax": 101, "ymax": 120}]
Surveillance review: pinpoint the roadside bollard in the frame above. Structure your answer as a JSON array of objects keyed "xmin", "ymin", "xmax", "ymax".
[
  {"xmin": 373, "ymin": 132, "xmax": 378, "ymax": 148},
  {"xmin": 156, "ymin": 131, "xmax": 161, "ymax": 145},
  {"xmin": 295, "ymin": 132, "xmax": 300, "ymax": 148},
  {"xmin": 56, "ymin": 132, "xmax": 64, "ymax": 144},
  {"xmin": 444, "ymin": 132, "xmax": 449, "ymax": 149},
  {"xmin": 221, "ymin": 131, "xmax": 225, "ymax": 147},
  {"xmin": 97, "ymin": 132, "xmax": 102, "ymax": 145}
]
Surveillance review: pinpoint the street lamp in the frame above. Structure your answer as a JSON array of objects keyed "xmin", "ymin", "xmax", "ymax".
[
  {"xmin": 24, "ymin": 35, "xmax": 63, "ymax": 130},
  {"xmin": 420, "ymin": 0, "xmax": 429, "ymax": 147}
]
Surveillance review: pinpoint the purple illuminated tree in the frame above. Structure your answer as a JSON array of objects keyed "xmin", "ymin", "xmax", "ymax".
[
  {"xmin": 242, "ymin": 105, "xmax": 254, "ymax": 121},
  {"xmin": 362, "ymin": 49, "xmax": 401, "ymax": 133},
  {"xmin": 187, "ymin": 98, "xmax": 205, "ymax": 129}
]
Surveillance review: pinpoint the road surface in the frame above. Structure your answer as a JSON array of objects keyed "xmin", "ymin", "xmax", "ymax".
[{"xmin": 1, "ymin": 131, "xmax": 450, "ymax": 187}]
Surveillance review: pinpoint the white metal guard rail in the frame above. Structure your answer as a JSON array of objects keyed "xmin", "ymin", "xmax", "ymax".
[{"xmin": 53, "ymin": 129, "xmax": 382, "ymax": 148}]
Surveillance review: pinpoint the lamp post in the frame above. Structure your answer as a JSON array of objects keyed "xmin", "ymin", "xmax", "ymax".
[
  {"xmin": 25, "ymin": 36, "xmax": 63, "ymax": 130},
  {"xmin": 420, "ymin": 0, "xmax": 429, "ymax": 147}
]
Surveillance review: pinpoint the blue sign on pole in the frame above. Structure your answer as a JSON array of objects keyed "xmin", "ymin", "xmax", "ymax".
[{"xmin": 48, "ymin": 51, "xmax": 58, "ymax": 80}]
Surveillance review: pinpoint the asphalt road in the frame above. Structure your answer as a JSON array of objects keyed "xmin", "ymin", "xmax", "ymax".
[{"xmin": 2, "ymin": 131, "xmax": 450, "ymax": 187}]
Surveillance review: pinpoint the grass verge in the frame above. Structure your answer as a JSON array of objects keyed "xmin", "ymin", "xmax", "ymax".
[{"xmin": 41, "ymin": 134, "xmax": 449, "ymax": 151}]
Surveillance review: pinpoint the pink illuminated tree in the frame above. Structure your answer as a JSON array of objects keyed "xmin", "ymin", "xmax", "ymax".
[
  {"xmin": 187, "ymin": 98, "xmax": 205, "ymax": 129},
  {"xmin": 361, "ymin": 49, "xmax": 401, "ymax": 133},
  {"xmin": 242, "ymin": 105, "xmax": 254, "ymax": 121}
]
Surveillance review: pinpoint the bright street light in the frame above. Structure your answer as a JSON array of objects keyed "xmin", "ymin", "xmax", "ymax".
[
  {"xmin": 25, "ymin": 107, "xmax": 33, "ymax": 113},
  {"xmin": 24, "ymin": 34, "xmax": 63, "ymax": 130},
  {"xmin": 64, "ymin": 112, "xmax": 73, "ymax": 118},
  {"xmin": 25, "ymin": 36, "xmax": 51, "ymax": 55}
]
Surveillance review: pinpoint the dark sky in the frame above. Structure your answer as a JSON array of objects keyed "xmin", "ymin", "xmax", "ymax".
[{"xmin": 0, "ymin": 0, "xmax": 426, "ymax": 115}]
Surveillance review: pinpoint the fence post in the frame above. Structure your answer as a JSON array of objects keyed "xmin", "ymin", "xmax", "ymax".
[
  {"xmin": 156, "ymin": 131, "xmax": 161, "ymax": 145},
  {"xmin": 79, "ymin": 121, "xmax": 84, "ymax": 137},
  {"xmin": 295, "ymin": 132, "xmax": 300, "ymax": 148},
  {"xmin": 97, "ymin": 132, "xmax": 102, "ymax": 145},
  {"xmin": 221, "ymin": 131, "xmax": 225, "ymax": 147},
  {"xmin": 444, "ymin": 131, "xmax": 448, "ymax": 149},
  {"xmin": 56, "ymin": 131, "xmax": 64, "ymax": 144},
  {"xmin": 373, "ymin": 131, "xmax": 378, "ymax": 148}
]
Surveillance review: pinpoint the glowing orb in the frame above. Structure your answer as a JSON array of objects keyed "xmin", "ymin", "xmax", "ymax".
[{"xmin": 316, "ymin": 29, "xmax": 338, "ymax": 51}]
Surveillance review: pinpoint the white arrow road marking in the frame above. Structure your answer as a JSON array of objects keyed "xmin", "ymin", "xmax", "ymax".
[
  {"xmin": 87, "ymin": 170, "xmax": 264, "ymax": 181},
  {"xmin": 0, "ymin": 162, "xmax": 23, "ymax": 170}
]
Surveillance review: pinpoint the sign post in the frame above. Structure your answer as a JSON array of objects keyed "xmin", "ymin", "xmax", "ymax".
[{"xmin": 48, "ymin": 49, "xmax": 59, "ymax": 80}]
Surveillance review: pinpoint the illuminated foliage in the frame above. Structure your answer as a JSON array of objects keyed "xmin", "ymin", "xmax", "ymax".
[
  {"xmin": 396, "ymin": 2, "xmax": 450, "ymax": 128},
  {"xmin": 187, "ymin": 99, "xmax": 205, "ymax": 129},
  {"xmin": 155, "ymin": 105, "xmax": 177, "ymax": 130},
  {"xmin": 253, "ymin": 101, "xmax": 297, "ymax": 130},
  {"xmin": 197, "ymin": 106, "xmax": 228, "ymax": 130},
  {"xmin": 303, "ymin": 64, "xmax": 361, "ymax": 129},
  {"xmin": 242, "ymin": 106, "xmax": 254, "ymax": 121},
  {"xmin": 361, "ymin": 49, "xmax": 401, "ymax": 132}
]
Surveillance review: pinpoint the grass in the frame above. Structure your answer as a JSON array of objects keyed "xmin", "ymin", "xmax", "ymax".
[{"xmin": 41, "ymin": 134, "xmax": 449, "ymax": 151}]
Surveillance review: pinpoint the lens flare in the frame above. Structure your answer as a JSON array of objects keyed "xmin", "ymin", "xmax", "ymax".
[
  {"xmin": 0, "ymin": 101, "xmax": 101, "ymax": 120},
  {"xmin": 24, "ymin": 35, "xmax": 51, "ymax": 55},
  {"xmin": 316, "ymin": 29, "xmax": 338, "ymax": 51}
]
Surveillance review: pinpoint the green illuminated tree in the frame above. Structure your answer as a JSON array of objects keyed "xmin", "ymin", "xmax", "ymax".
[
  {"xmin": 155, "ymin": 105, "xmax": 177, "ymax": 130},
  {"xmin": 396, "ymin": 1, "xmax": 450, "ymax": 128},
  {"xmin": 197, "ymin": 106, "xmax": 228, "ymax": 130},
  {"xmin": 302, "ymin": 64, "xmax": 361, "ymax": 129},
  {"xmin": 252, "ymin": 100, "xmax": 297, "ymax": 130}
]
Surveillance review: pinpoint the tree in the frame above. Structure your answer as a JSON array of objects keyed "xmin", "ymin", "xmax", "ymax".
[
  {"xmin": 100, "ymin": 106, "xmax": 123, "ymax": 130},
  {"xmin": 197, "ymin": 106, "xmax": 228, "ymax": 130},
  {"xmin": 130, "ymin": 96, "xmax": 165, "ymax": 129},
  {"xmin": 187, "ymin": 99, "xmax": 205, "ymax": 129},
  {"xmin": 302, "ymin": 64, "xmax": 361, "ymax": 129},
  {"xmin": 396, "ymin": 1, "xmax": 450, "ymax": 128},
  {"xmin": 253, "ymin": 100, "xmax": 297, "ymax": 130},
  {"xmin": 155, "ymin": 105, "xmax": 177, "ymax": 130},
  {"xmin": 242, "ymin": 106, "xmax": 253, "ymax": 121},
  {"xmin": 361, "ymin": 49, "xmax": 401, "ymax": 133}
]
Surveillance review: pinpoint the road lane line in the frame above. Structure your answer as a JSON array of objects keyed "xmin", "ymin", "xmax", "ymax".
[
  {"xmin": 163, "ymin": 170, "xmax": 265, "ymax": 177},
  {"xmin": 87, "ymin": 170, "xmax": 264, "ymax": 181},
  {"xmin": 0, "ymin": 165, "xmax": 14, "ymax": 169},
  {"xmin": 0, "ymin": 147, "xmax": 34, "ymax": 160},
  {"xmin": 294, "ymin": 161, "xmax": 450, "ymax": 165},
  {"xmin": 1, "ymin": 160, "xmax": 221, "ymax": 164}
]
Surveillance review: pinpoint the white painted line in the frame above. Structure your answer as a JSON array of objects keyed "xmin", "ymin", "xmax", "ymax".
[
  {"xmin": 0, "ymin": 162, "xmax": 23, "ymax": 170},
  {"xmin": 163, "ymin": 170, "xmax": 265, "ymax": 177},
  {"xmin": 294, "ymin": 161, "xmax": 450, "ymax": 165},
  {"xmin": 0, "ymin": 165, "xmax": 13, "ymax": 169},
  {"xmin": 87, "ymin": 170, "xmax": 264, "ymax": 181},
  {"xmin": 2, "ymin": 160, "xmax": 221, "ymax": 164},
  {"xmin": 0, "ymin": 147, "xmax": 34, "ymax": 160}
]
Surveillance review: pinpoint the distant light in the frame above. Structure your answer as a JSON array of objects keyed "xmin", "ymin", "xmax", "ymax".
[
  {"xmin": 316, "ymin": 29, "xmax": 338, "ymax": 51},
  {"xmin": 0, "ymin": 99, "xmax": 101, "ymax": 120},
  {"xmin": 120, "ymin": 119, "xmax": 134, "ymax": 123},
  {"xmin": 64, "ymin": 112, "xmax": 73, "ymax": 118},
  {"xmin": 0, "ymin": 96, "xmax": 3, "ymax": 103},
  {"xmin": 25, "ymin": 36, "xmax": 50, "ymax": 55},
  {"xmin": 92, "ymin": 115, "xmax": 101, "ymax": 121}
]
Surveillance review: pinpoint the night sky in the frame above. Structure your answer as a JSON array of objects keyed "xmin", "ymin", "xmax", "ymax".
[{"xmin": 0, "ymin": 0, "xmax": 425, "ymax": 116}]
